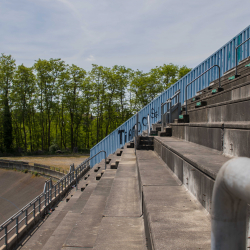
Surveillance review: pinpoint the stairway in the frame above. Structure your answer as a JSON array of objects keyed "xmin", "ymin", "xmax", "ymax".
[
  {"xmin": 137, "ymin": 136, "xmax": 154, "ymax": 150},
  {"xmin": 18, "ymin": 144, "xmax": 145, "ymax": 250},
  {"xmin": 135, "ymin": 58, "xmax": 250, "ymax": 248}
]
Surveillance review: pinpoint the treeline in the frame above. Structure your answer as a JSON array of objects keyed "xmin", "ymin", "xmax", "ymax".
[{"xmin": 0, "ymin": 53, "xmax": 191, "ymax": 154}]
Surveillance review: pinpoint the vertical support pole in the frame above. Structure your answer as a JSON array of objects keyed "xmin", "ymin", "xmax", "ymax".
[
  {"xmin": 147, "ymin": 114, "xmax": 150, "ymax": 136},
  {"xmin": 33, "ymin": 203, "xmax": 35, "ymax": 218},
  {"xmin": 44, "ymin": 181, "xmax": 47, "ymax": 207},
  {"xmin": 161, "ymin": 104, "xmax": 164, "ymax": 132},
  {"xmin": 69, "ymin": 166, "xmax": 71, "ymax": 184},
  {"xmin": 47, "ymin": 181, "xmax": 49, "ymax": 205},
  {"xmin": 16, "ymin": 217, "xmax": 18, "ymax": 235},
  {"xmin": 76, "ymin": 169, "xmax": 78, "ymax": 190},
  {"xmin": 135, "ymin": 112, "xmax": 138, "ymax": 150},
  {"xmin": 49, "ymin": 179, "xmax": 52, "ymax": 202},
  {"xmin": 169, "ymin": 101, "xmax": 172, "ymax": 124},
  {"xmin": 38, "ymin": 196, "xmax": 41, "ymax": 213},
  {"xmin": 5, "ymin": 227, "xmax": 7, "ymax": 246},
  {"xmin": 104, "ymin": 151, "xmax": 107, "ymax": 170},
  {"xmin": 25, "ymin": 209, "xmax": 28, "ymax": 225}
]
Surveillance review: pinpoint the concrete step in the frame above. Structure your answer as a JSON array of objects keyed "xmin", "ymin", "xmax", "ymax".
[
  {"xmin": 158, "ymin": 127, "xmax": 172, "ymax": 137},
  {"xmin": 153, "ymin": 136, "xmax": 230, "ymax": 211},
  {"xmin": 93, "ymin": 147, "xmax": 145, "ymax": 250},
  {"xmin": 61, "ymin": 170, "xmax": 116, "ymax": 249},
  {"xmin": 136, "ymin": 150, "xmax": 211, "ymax": 249},
  {"xmin": 186, "ymin": 94, "xmax": 250, "ymax": 124},
  {"xmin": 186, "ymin": 57, "xmax": 250, "ymax": 106},
  {"xmin": 184, "ymin": 61, "xmax": 250, "ymax": 116},
  {"xmin": 137, "ymin": 145, "xmax": 154, "ymax": 150},
  {"xmin": 18, "ymin": 160, "xmax": 111, "ymax": 250},
  {"xmin": 171, "ymin": 121, "xmax": 250, "ymax": 158}
]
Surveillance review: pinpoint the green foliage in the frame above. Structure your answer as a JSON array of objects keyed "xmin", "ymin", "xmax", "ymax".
[
  {"xmin": 0, "ymin": 54, "xmax": 191, "ymax": 153},
  {"xmin": 49, "ymin": 144, "xmax": 59, "ymax": 153},
  {"xmin": 22, "ymin": 169, "xmax": 28, "ymax": 173},
  {"xmin": 32, "ymin": 171, "xmax": 39, "ymax": 176}
]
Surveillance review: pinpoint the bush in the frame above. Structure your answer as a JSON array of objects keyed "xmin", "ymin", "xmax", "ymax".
[
  {"xmin": 22, "ymin": 169, "xmax": 28, "ymax": 173},
  {"xmin": 33, "ymin": 171, "xmax": 39, "ymax": 177},
  {"xmin": 49, "ymin": 144, "xmax": 60, "ymax": 153}
]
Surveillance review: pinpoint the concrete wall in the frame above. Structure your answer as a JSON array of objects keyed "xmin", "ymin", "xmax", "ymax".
[
  {"xmin": 171, "ymin": 124, "xmax": 223, "ymax": 151},
  {"xmin": 188, "ymin": 96, "xmax": 250, "ymax": 123},
  {"xmin": 0, "ymin": 160, "xmax": 65, "ymax": 180},
  {"xmin": 171, "ymin": 122, "xmax": 250, "ymax": 158}
]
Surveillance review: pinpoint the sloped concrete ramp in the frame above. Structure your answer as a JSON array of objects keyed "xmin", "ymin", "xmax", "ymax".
[{"xmin": 0, "ymin": 169, "xmax": 46, "ymax": 225}]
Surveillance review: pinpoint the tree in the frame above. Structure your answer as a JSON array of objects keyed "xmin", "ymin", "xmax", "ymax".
[
  {"xmin": 178, "ymin": 65, "xmax": 192, "ymax": 80},
  {"xmin": 11, "ymin": 64, "xmax": 36, "ymax": 151},
  {"xmin": 60, "ymin": 64, "xmax": 86, "ymax": 150},
  {"xmin": 0, "ymin": 54, "xmax": 16, "ymax": 152}
]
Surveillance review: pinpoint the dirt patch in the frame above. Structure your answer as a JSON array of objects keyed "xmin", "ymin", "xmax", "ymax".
[{"xmin": 0, "ymin": 155, "xmax": 89, "ymax": 172}]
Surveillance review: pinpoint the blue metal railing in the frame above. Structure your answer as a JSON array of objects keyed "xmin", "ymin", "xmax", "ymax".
[
  {"xmin": 185, "ymin": 65, "xmax": 221, "ymax": 115},
  {"xmin": 90, "ymin": 25, "xmax": 250, "ymax": 167}
]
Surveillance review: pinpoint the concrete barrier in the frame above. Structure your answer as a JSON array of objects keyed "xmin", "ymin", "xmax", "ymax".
[{"xmin": 0, "ymin": 160, "xmax": 65, "ymax": 180}]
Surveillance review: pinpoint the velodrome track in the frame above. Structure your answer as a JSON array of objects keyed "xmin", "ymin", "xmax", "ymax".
[{"xmin": 0, "ymin": 169, "xmax": 46, "ymax": 225}]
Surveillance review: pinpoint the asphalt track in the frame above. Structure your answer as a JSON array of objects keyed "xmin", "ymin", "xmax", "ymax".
[{"xmin": 0, "ymin": 169, "xmax": 46, "ymax": 225}]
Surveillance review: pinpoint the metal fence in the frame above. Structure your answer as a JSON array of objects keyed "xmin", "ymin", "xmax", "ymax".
[
  {"xmin": 0, "ymin": 157, "xmax": 89, "ymax": 249},
  {"xmin": 90, "ymin": 25, "xmax": 250, "ymax": 167}
]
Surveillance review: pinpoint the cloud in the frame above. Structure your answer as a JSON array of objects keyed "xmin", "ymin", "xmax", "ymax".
[
  {"xmin": 0, "ymin": 0, "xmax": 249, "ymax": 72},
  {"xmin": 86, "ymin": 55, "xmax": 95, "ymax": 62}
]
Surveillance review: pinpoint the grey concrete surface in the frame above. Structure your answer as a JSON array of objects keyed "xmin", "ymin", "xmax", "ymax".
[
  {"xmin": 153, "ymin": 137, "xmax": 220, "ymax": 213},
  {"xmin": 171, "ymin": 124, "xmax": 223, "ymax": 151},
  {"xmin": 18, "ymin": 165, "xmax": 105, "ymax": 250},
  {"xmin": 143, "ymin": 186, "xmax": 211, "ymax": 250},
  {"xmin": 0, "ymin": 169, "xmax": 46, "ymax": 225},
  {"xmin": 94, "ymin": 147, "xmax": 145, "ymax": 250},
  {"xmin": 93, "ymin": 217, "xmax": 145, "ymax": 250},
  {"xmin": 136, "ymin": 149, "xmax": 211, "ymax": 249},
  {"xmin": 53, "ymin": 171, "xmax": 115, "ymax": 249},
  {"xmin": 154, "ymin": 136, "xmax": 228, "ymax": 180},
  {"xmin": 136, "ymin": 150, "xmax": 180, "ymax": 186},
  {"xmin": 104, "ymin": 162, "xmax": 141, "ymax": 217}
]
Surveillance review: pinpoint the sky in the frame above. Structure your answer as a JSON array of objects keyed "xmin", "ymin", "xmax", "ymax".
[{"xmin": 0, "ymin": 0, "xmax": 250, "ymax": 73}]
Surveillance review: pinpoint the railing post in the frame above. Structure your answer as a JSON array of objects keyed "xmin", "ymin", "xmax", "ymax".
[
  {"xmin": 169, "ymin": 101, "xmax": 172, "ymax": 124},
  {"xmin": 5, "ymin": 227, "xmax": 7, "ymax": 246},
  {"xmin": 135, "ymin": 112, "xmax": 138, "ymax": 150},
  {"xmin": 16, "ymin": 216, "xmax": 18, "ymax": 235},
  {"xmin": 38, "ymin": 196, "xmax": 41, "ymax": 213},
  {"xmin": 44, "ymin": 181, "xmax": 47, "ymax": 207},
  {"xmin": 104, "ymin": 151, "xmax": 107, "ymax": 170},
  {"xmin": 161, "ymin": 104, "xmax": 164, "ymax": 129},
  {"xmin": 25, "ymin": 209, "xmax": 28, "ymax": 225},
  {"xmin": 49, "ymin": 179, "xmax": 52, "ymax": 202},
  {"xmin": 76, "ymin": 169, "xmax": 78, "ymax": 190},
  {"xmin": 235, "ymin": 37, "xmax": 250, "ymax": 77},
  {"xmin": 211, "ymin": 157, "xmax": 250, "ymax": 249},
  {"xmin": 33, "ymin": 203, "xmax": 35, "ymax": 218},
  {"xmin": 185, "ymin": 65, "xmax": 221, "ymax": 116},
  {"xmin": 147, "ymin": 114, "xmax": 150, "ymax": 135},
  {"xmin": 47, "ymin": 181, "xmax": 49, "ymax": 205}
]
